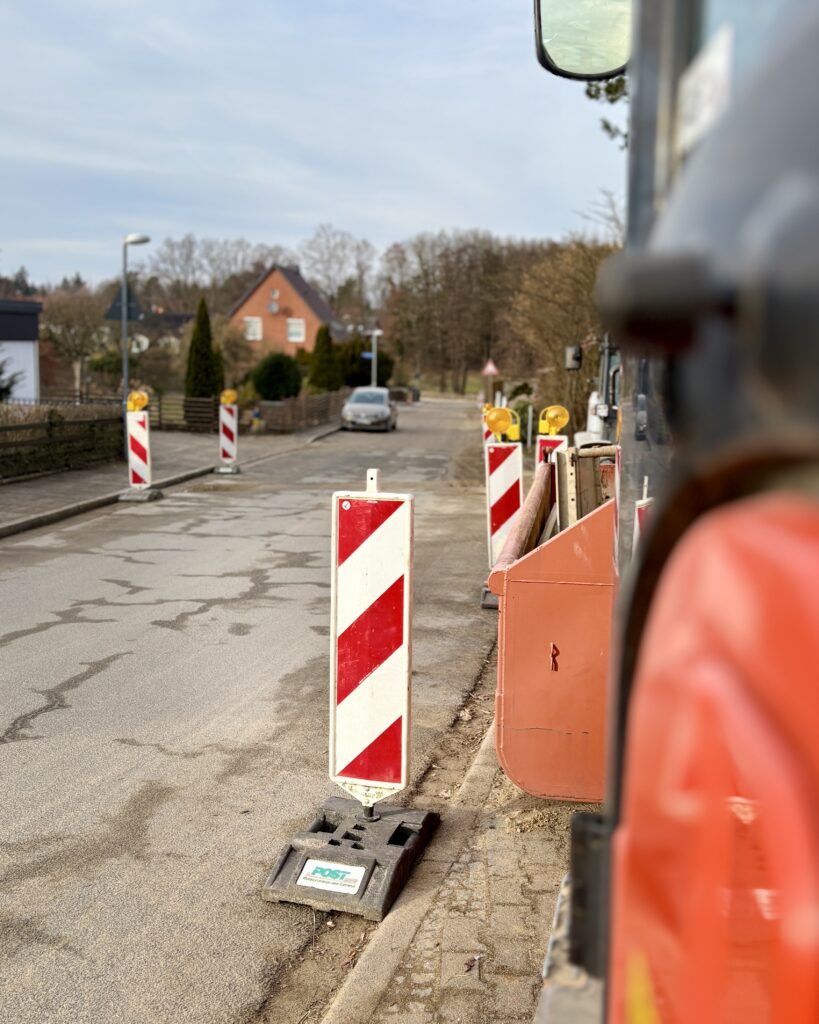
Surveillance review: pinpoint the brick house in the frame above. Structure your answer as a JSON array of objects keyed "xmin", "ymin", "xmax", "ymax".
[{"xmin": 229, "ymin": 265, "xmax": 347, "ymax": 358}]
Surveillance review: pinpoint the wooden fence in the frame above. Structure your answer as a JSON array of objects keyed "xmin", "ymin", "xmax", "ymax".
[
  {"xmin": 149, "ymin": 394, "xmax": 219, "ymax": 432},
  {"xmin": 257, "ymin": 389, "xmax": 349, "ymax": 433},
  {"xmin": 0, "ymin": 412, "xmax": 123, "ymax": 481}
]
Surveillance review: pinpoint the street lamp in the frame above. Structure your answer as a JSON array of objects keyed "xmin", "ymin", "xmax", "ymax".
[
  {"xmin": 121, "ymin": 233, "xmax": 150, "ymax": 419},
  {"xmin": 370, "ymin": 327, "xmax": 383, "ymax": 387}
]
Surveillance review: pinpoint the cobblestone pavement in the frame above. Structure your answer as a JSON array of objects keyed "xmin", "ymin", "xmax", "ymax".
[{"xmin": 371, "ymin": 771, "xmax": 588, "ymax": 1024}]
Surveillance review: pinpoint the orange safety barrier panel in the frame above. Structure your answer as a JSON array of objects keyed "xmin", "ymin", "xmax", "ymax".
[
  {"xmin": 489, "ymin": 498, "xmax": 616, "ymax": 801},
  {"xmin": 609, "ymin": 494, "xmax": 819, "ymax": 1024}
]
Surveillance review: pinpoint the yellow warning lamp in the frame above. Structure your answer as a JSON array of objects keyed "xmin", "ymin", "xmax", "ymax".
[
  {"xmin": 485, "ymin": 405, "xmax": 512, "ymax": 439},
  {"xmin": 538, "ymin": 405, "xmax": 570, "ymax": 436},
  {"xmin": 506, "ymin": 409, "xmax": 521, "ymax": 442},
  {"xmin": 220, "ymin": 388, "xmax": 238, "ymax": 405},
  {"xmin": 127, "ymin": 390, "xmax": 149, "ymax": 413}
]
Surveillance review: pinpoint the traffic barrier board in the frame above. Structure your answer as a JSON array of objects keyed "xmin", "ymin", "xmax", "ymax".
[
  {"xmin": 329, "ymin": 469, "xmax": 413, "ymax": 806},
  {"xmin": 126, "ymin": 409, "xmax": 152, "ymax": 489},
  {"xmin": 219, "ymin": 403, "xmax": 238, "ymax": 464},
  {"xmin": 482, "ymin": 408, "xmax": 493, "ymax": 445},
  {"xmin": 535, "ymin": 434, "xmax": 568, "ymax": 470},
  {"xmin": 485, "ymin": 442, "xmax": 524, "ymax": 567}
]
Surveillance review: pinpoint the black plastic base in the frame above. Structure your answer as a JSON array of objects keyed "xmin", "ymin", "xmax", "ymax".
[
  {"xmin": 480, "ymin": 586, "xmax": 499, "ymax": 610},
  {"xmin": 262, "ymin": 797, "xmax": 438, "ymax": 921}
]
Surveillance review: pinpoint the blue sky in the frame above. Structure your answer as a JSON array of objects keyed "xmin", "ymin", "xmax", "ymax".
[{"xmin": 0, "ymin": 0, "xmax": 625, "ymax": 284}]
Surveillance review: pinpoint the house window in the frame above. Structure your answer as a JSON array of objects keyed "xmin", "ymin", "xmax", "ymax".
[
  {"xmin": 243, "ymin": 316, "xmax": 262, "ymax": 342},
  {"xmin": 287, "ymin": 318, "xmax": 306, "ymax": 344}
]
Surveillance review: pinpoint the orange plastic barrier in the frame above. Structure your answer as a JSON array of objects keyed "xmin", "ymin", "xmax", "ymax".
[
  {"xmin": 489, "ymin": 499, "xmax": 615, "ymax": 801},
  {"xmin": 609, "ymin": 495, "xmax": 819, "ymax": 1024}
]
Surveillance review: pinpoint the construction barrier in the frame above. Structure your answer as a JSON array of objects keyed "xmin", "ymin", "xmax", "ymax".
[
  {"xmin": 120, "ymin": 391, "xmax": 162, "ymax": 502},
  {"xmin": 262, "ymin": 467, "xmax": 436, "ymax": 920},
  {"xmin": 215, "ymin": 389, "xmax": 240, "ymax": 475},
  {"xmin": 535, "ymin": 434, "xmax": 568, "ymax": 469},
  {"xmin": 481, "ymin": 406, "xmax": 493, "ymax": 445},
  {"xmin": 536, "ymin": 404, "xmax": 570, "ymax": 471},
  {"xmin": 484, "ymin": 441, "xmax": 524, "ymax": 568},
  {"xmin": 329, "ymin": 468, "xmax": 413, "ymax": 807},
  {"xmin": 632, "ymin": 496, "xmax": 653, "ymax": 548},
  {"xmin": 127, "ymin": 408, "xmax": 152, "ymax": 489},
  {"xmin": 488, "ymin": 448, "xmax": 618, "ymax": 801}
]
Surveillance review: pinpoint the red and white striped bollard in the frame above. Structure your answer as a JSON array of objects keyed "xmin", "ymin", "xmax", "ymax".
[
  {"xmin": 329, "ymin": 468, "xmax": 413, "ymax": 810},
  {"xmin": 484, "ymin": 442, "xmax": 524, "ymax": 568},
  {"xmin": 120, "ymin": 390, "xmax": 162, "ymax": 502},
  {"xmin": 215, "ymin": 389, "xmax": 240, "ymax": 475}
]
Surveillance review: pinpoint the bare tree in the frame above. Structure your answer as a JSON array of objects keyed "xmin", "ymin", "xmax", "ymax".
[
  {"xmin": 299, "ymin": 224, "xmax": 356, "ymax": 303},
  {"xmin": 505, "ymin": 237, "xmax": 616, "ymax": 425},
  {"xmin": 146, "ymin": 235, "xmax": 296, "ymax": 314},
  {"xmin": 40, "ymin": 290, "xmax": 106, "ymax": 399}
]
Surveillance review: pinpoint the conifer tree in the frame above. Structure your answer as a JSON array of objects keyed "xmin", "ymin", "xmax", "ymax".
[
  {"xmin": 308, "ymin": 325, "xmax": 342, "ymax": 392},
  {"xmin": 0, "ymin": 354, "xmax": 22, "ymax": 402},
  {"xmin": 185, "ymin": 298, "xmax": 219, "ymax": 397},
  {"xmin": 213, "ymin": 345, "xmax": 225, "ymax": 394}
]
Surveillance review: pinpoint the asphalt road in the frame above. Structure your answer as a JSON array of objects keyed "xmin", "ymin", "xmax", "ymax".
[{"xmin": 0, "ymin": 400, "xmax": 495, "ymax": 1024}]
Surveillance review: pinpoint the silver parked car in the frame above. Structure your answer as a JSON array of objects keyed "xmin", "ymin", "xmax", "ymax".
[{"xmin": 340, "ymin": 387, "xmax": 398, "ymax": 432}]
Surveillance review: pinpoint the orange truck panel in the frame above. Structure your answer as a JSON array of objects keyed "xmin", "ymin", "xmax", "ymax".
[
  {"xmin": 490, "ymin": 500, "xmax": 616, "ymax": 801},
  {"xmin": 609, "ymin": 495, "xmax": 819, "ymax": 1024}
]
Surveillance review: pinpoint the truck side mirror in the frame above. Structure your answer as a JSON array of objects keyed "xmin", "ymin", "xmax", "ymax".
[
  {"xmin": 565, "ymin": 345, "xmax": 583, "ymax": 371},
  {"xmin": 534, "ymin": 0, "xmax": 631, "ymax": 80}
]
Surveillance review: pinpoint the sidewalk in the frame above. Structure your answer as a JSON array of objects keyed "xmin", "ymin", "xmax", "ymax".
[
  {"xmin": 0, "ymin": 425, "xmax": 337, "ymax": 538},
  {"xmin": 320, "ymin": 725, "xmax": 595, "ymax": 1024}
]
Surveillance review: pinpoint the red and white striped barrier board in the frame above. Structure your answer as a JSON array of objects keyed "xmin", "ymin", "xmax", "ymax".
[
  {"xmin": 482, "ymin": 410, "xmax": 493, "ymax": 445},
  {"xmin": 329, "ymin": 469, "xmax": 413, "ymax": 807},
  {"xmin": 535, "ymin": 434, "xmax": 568, "ymax": 470},
  {"xmin": 484, "ymin": 442, "xmax": 524, "ymax": 567},
  {"xmin": 633, "ymin": 496, "xmax": 653, "ymax": 548},
  {"xmin": 126, "ymin": 409, "xmax": 152, "ymax": 489},
  {"xmin": 219, "ymin": 403, "xmax": 238, "ymax": 465}
]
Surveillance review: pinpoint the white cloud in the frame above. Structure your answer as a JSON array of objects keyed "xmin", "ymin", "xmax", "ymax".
[{"xmin": 0, "ymin": 0, "xmax": 625, "ymax": 283}]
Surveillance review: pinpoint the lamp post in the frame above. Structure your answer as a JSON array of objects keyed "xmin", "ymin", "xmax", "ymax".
[
  {"xmin": 370, "ymin": 327, "xmax": 383, "ymax": 387},
  {"xmin": 121, "ymin": 233, "xmax": 150, "ymax": 420}
]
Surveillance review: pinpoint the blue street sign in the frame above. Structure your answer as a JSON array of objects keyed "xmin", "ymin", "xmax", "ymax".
[{"xmin": 361, "ymin": 352, "xmax": 374, "ymax": 360}]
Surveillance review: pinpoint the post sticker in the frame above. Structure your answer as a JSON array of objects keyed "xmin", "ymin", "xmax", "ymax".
[{"xmin": 296, "ymin": 859, "xmax": 366, "ymax": 895}]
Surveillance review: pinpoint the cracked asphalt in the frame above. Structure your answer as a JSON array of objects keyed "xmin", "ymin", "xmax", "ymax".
[{"xmin": 0, "ymin": 400, "xmax": 495, "ymax": 1024}]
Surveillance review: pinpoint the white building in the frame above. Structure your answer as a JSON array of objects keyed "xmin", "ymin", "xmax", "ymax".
[{"xmin": 0, "ymin": 299, "xmax": 41, "ymax": 400}]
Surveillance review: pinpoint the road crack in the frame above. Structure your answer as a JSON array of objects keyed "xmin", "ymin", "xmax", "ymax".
[{"xmin": 0, "ymin": 653, "xmax": 127, "ymax": 743}]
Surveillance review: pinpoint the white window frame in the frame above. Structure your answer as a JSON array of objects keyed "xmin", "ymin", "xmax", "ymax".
[
  {"xmin": 243, "ymin": 316, "xmax": 263, "ymax": 342},
  {"xmin": 287, "ymin": 318, "xmax": 306, "ymax": 344}
]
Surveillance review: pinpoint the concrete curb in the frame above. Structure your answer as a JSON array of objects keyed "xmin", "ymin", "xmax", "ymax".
[
  {"xmin": 0, "ymin": 423, "xmax": 341, "ymax": 541},
  {"xmin": 319, "ymin": 723, "xmax": 498, "ymax": 1024}
]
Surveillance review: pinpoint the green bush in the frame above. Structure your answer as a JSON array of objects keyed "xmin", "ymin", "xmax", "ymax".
[
  {"xmin": 251, "ymin": 352, "xmax": 302, "ymax": 401},
  {"xmin": 293, "ymin": 348, "xmax": 312, "ymax": 372},
  {"xmin": 337, "ymin": 334, "xmax": 394, "ymax": 388},
  {"xmin": 513, "ymin": 399, "xmax": 536, "ymax": 442},
  {"xmin": 185, "ymin": 298, "xmax": 220, "ymax": 397},
  {"xmin": 509, "ymin": 381, "xmax": 533, "ymax": 400},
  {"xmin": 308, "ymin": 325, "xmax": 343, "ymax": 391}
]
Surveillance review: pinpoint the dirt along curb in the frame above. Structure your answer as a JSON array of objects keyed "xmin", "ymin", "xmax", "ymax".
[
  {"xmin": 0, "ymin": 423, "xmax": 341, "ymax": 541},
  {"xmin": 319, "ymin": 724, "xmax": 501, "ymax": 1024}
]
